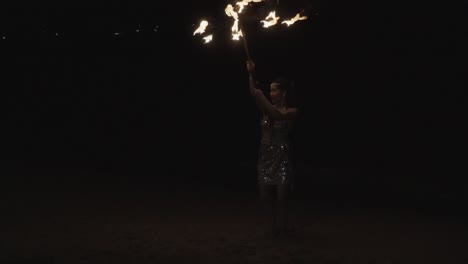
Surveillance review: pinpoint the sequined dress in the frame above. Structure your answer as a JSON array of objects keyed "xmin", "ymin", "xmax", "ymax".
[{"xmin": 257, "ymin": 114, "xmax": 294, "ymax": 187}]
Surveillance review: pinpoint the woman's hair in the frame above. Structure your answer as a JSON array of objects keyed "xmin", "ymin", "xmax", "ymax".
[{"xmin": 272, "ymin": 77, "xmax": 298, "ymax": 108}]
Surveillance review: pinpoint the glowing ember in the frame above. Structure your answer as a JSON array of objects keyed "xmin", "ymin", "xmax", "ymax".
[
  {"xmin": 281, "ymin": 13, "xmax": 308, "ymax": 26},
  {"xmin": 261, "ymin": 11, "xmax": 280, "ymax": 28},
  {"xmin": 193, "ymin": 20, "xmax": 209, "ymax": 35},
  {"xmin": 203, "ymin": 34, "xmax": 213, "ymax": 43}
]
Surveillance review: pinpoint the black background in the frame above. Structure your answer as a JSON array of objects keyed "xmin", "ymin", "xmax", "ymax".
[{"xmin": 2, "ymin": 0, "xmax": 466, "ymax": 211}]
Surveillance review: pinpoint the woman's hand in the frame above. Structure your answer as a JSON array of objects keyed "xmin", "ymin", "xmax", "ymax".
[{"xmin": 246, "ymin": 60, "xmax": 256, "ymax": 74}]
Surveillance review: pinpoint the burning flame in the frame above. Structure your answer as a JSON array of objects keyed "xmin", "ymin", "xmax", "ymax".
[
  {"xmin": 261, "ymin": 11, "xmax": 280, "ymax": 28},
  {"xmin": 225, "ymin": 4, "xmax": 239, "ymax": 19},
  {"xmin": 281, "ymin": 13, "xmax": 308, "ymax": 26},
  {"xmin": 203, "ymin": 34, "xmax": 213, "ymax": 43},
  {"xmin": 193, "ymin": 20, "xmax": 209, "ymax": 35},
  {"xmin": 235, "ymin": 0, "xmax": 263, "ymax": 14},
  {"xmin": 194, "ymin": 0, "xmax": 309, "ymax": 47},
  {"xmin": 231, "ymin": 20, "xmax": 243, "ymax": 40},
  {"xmin": 232, "ymin": 30, "xmax": 243, "ymax": 40},
  {"xmin": 225, "ymin": 4, "xmax": 243, "ymax": 40},
  {"xmin": 225, "ymin": 1, "xmax": 267, "ymax": 40}
]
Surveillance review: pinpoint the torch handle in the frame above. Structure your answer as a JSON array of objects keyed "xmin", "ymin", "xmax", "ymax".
[
  {"xmin": 241, "ymin": 32, "xmax": 252, "ymax": 61},
  {"xmin": 238, "ymin": 17, "xmax": 252, "ymax": 61}
]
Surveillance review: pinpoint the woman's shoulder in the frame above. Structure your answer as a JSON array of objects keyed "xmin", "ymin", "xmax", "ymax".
[
  {"xmin": 283, "ymin": 106, "xmax": 299, "ymax": 121},
  {"xmin": 285, "ymin": 106, "xmax": 299, "ymax": 112}
]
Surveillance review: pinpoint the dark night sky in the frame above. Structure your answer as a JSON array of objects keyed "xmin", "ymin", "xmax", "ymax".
[{"xmin": 2, "ymin": 0, "xmax": 466, "ymax": 202}]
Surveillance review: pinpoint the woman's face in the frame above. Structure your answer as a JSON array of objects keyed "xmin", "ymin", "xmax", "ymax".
[{"xmin": 270, "ymin": 83, "xmax": 285, "ymax": 105}]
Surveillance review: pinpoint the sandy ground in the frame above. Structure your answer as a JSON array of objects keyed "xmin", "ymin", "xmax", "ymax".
[{"xmin": 1, "ymin": 182, "xmax": 468, "ymax": 264}]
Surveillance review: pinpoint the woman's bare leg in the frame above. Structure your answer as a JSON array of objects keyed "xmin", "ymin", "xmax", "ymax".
[
  {"xmin": 276, "ymin": 184, "xmax": 289, "ymax": 236},
  {"xmin": 258, "ymin": 184, "xmax": 276, "ymax": 238}
]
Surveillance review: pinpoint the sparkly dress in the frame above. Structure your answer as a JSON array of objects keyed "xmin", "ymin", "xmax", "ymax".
[{"xmin": 257, "ymin": 113, "xmax": 294, "ymax": 187}]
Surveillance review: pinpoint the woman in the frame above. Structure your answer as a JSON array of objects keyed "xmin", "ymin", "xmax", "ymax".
[{"xmin": 246, "ymin": 60, "xmax": 299, "ymax": 238}]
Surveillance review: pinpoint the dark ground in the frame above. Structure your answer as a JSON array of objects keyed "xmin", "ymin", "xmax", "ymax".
[{"xmin": 2, "ymin": 165, "xmax": 468, "ymax": 264}]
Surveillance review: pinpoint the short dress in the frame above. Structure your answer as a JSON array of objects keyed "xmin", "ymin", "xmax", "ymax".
[{"xmin": 257, "ymin": 114, "xmax": 294, "ymax": 187}]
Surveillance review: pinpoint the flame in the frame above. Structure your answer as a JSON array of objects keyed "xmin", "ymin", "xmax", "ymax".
[
  {"xmin": 203, "ymin": 34, "xmax": 213, "ymax": 44},
  {"xmin": 193, "ymin": 20, "xmax": 209, "ymax": 35},
  {"xmin": 225, "ymin": 1, "xmax": 265, "ymax": 40},
  {"xmin": 194, "ymin": 0, "xmax": 309, "ymax": 49},
  {"xmin": 281, "ymin": 13, "xmax": 308, "ymax": 26},
  {"xmin": 236, "ymin": 0, "xmax": 249, "ymax": 14},
  {"xmin": 232, "ymin": 31, "xmax": 243, "ymax": 40},
  {"xmin": 225, "ymin": 4, "xmax": 239, "ymax": 19},
  {"xmin": 235, "ymin": 0, "xmax": 263, "ymax": 14},
  {"xmin": 225, "ymin": 4, "xmax": 243, "ymax": 40},
  {"xmin": 232, "ymin": 30, "xmax": 243, "ymax": 40},
  {"xmin": 231, "ymin": 20, "xmax": 239, "ymax": 33},
  {"xmin": 231, "ymin": 19, "xmax": 243, "ymax": 40},
  {"xmin": 261, "ymin": 11, "xmax": 280, "ymax": 28}
]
